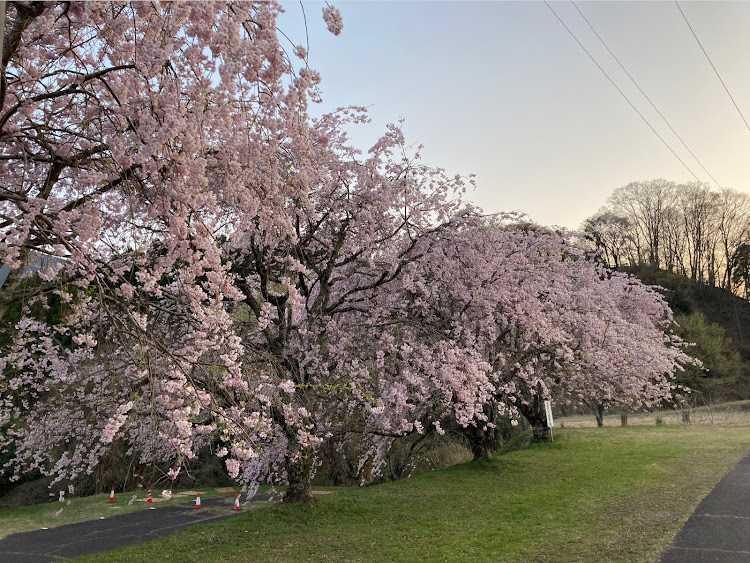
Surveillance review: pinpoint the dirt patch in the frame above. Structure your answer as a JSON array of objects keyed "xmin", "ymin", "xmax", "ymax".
[{"xmin": 172, "ymin": 491, "xmax": 200, "ymax": 498}]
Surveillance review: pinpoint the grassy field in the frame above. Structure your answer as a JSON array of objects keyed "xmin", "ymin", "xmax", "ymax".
[
  {"xmin": 0, "ymin": 487, "xmax": 226, "ymax": 539},
  {"xmin": 558, "ymin": 399, "xmax": 750, "ymax": 428},
  {"xmin": 72, "ymin": 425, "xmax": 750, "ymax": 563}
]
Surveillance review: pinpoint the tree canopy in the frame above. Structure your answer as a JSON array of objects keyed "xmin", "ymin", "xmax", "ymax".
[{"xmin": 1, "ymin": 2, "xmax": 689, "ymax": 501}]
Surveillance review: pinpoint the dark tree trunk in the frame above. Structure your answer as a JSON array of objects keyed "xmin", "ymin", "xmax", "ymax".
[
  {"xmin": 283, "ymin": 438, "xmax": 314, "ymax": 503},
  {"xmin": 595, "ymin": 403, "xmax": 605, "ymax": 427},
  {"xmin": 468, "ymin": 432, "xmax": 496, "ymax": 461},
  {"xmin": 620, "ymin": 413, "xmax": 628, "ymax": 426},
  {"xmin": 532, "ymin": 425, "xmax": 551, "ymax": 443},
  {"xmin": 517, "ymin": 396, "xmax": 552, "ymax": 444},
  {"xmin": 463, "ymin": 404, "xmax": 500, "ymax": 460},
  {"xmin": 559, "ymin": 402, "xmax": 569, "ymax": 417},
  {"xmin": 680, "ymin": 400, "xmax": 692, "ymax": 424}
]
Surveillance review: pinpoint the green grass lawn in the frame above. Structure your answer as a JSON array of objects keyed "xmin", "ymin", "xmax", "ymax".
[
  {"xmin": 71, "ymin": 425, "xmax": 750, "ymax": 563},
  {"xmin": 0, "ymin": 487, "xmax": 225, "ymax": 539}
]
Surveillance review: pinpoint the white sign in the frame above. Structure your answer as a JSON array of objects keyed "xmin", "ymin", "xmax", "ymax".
[{"xmin": 544, "ymin": 400, "xmax": 554, "ymax": 427}]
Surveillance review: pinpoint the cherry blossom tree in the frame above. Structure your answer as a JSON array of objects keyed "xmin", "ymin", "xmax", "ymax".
[
  {"xmin": 0, "ymin": 1, "xmax": 692, "ymax": 507},
  {"xmin": 404, "ymin": 216, "xmax": 690, "ymax": 448},
  {"xmin": 214, "ymin": 107, "xmax": 491, "ymax": 500},
  {"xmin": 0, "ymin": 0, "xmax": 331, "ymax": 499},
  {"xmin": 0, "ymin": 1, "xmax": 492, "ymax": 502}
]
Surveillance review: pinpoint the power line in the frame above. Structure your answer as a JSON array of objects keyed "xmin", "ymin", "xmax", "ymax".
[
  {"xmin": 675, "ymin": 1, "xmax": 750, "ymax": 137},
  {"xmin": 544, "ymin": 2, "xmax": 707, "ymax": 188},
  {"xmin": 572, "ymin": 1, "xmax": 722, "ymax": 189}
]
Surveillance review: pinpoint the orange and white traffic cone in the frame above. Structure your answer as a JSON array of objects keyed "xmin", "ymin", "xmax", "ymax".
[
  {"xmin": 146, "ymin": 489, "xmax": 153, "ymax": 504},
  {"xmin": 109, "ymin": 488, "xmax": 115, "ymax": 503},
  {"xmin": 195, "ymin": 492, "xmax": 201, "ymax": 509},
  {"xmin": 234, "ymin": 493, "xmax": 241, "ymax": 511}
]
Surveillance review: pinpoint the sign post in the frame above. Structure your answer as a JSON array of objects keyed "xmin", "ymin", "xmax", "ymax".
[{"xmin": 544, "ymin": 399, "xmax": 554, "ymax": 442}]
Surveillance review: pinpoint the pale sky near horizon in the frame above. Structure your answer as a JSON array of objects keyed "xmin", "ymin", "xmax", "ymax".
[{"xmin": 277, "ymin": 1, "xmax": 750, "ymax": 230}]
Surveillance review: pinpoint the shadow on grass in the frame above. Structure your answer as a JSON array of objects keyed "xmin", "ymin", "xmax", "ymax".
[{"xmin": 496, "ymin": 429, "xmax": 533, "ymax": 456}]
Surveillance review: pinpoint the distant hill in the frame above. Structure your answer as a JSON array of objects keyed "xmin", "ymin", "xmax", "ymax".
[{"xmin": 624, "ymin": 265, "xmax": 750, "ymax": 399}]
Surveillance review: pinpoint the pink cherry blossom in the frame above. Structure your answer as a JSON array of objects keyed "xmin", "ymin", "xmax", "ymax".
[
  {"xmin": 322, "ymin": 6, "xmax": 343, "ymax": 36},
  {"xmin": 0, "ymin": 1, "xmax": 691, "ymax": 503}
]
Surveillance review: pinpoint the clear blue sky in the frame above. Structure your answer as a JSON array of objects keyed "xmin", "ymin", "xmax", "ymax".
[{"xmin": 277, "ymin": 1, "xmax": 750, "ymax": 229}]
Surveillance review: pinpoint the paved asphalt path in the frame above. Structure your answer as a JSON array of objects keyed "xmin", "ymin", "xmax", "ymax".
[
  {"xmin": 659, "ymin": 451, "xmax": 750, "ymax": 563},
  {"xmin": 0, "ymin": 493, "xmax": 273, "ymax": 562}
]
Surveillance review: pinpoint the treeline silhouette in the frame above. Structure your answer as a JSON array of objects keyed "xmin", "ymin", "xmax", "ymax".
[{"xmin": 582, "ymin": 179, "xmax": 750, "ymax": 298}]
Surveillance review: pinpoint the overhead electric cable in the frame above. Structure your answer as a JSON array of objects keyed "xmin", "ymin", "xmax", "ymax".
[
  {"xmin": 573, "ymin": 1, "xmax": 722, "ymax": 189},
  {"xmin": 675, "ymin": 1, "xmax": 750, "ymax": 136},
  {"xmin": 544, "ymin": 1, "xmax": 708, "ymax": 188}
]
